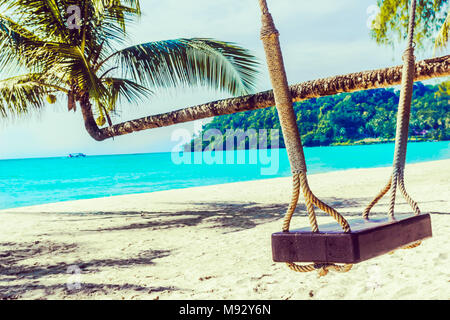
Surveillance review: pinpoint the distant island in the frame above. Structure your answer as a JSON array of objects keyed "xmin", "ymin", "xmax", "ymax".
[{"xmin": 186, "ymin": 81, "xmax": 449, "ymax": 151}]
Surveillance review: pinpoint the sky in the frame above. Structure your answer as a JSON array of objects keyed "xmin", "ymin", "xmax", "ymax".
[{"xmin": 0, "ymin": 0, "xmax": 444, "ymax": 160}]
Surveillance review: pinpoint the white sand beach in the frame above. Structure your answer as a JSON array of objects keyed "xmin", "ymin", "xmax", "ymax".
[{"xmin": 0, "ymin": 159, "xmax": 449, "ymax": 300}]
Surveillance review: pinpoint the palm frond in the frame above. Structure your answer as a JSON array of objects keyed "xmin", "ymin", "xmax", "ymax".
[
  {"xmin": 0, "ymin": 0, "xmax": 70, "ymax": 42},
  {"xmin": 0, "ymin": 0, "xmax": 260, "ymax": 130},
  {"xmin": 56, "ymin": 48, "xmax": 110, "ymax": 110},
  {"xmin": 102, "ymin": 77, "xmax": 151, "ymax": 112},
  {"xmin": 92, "ymin": 77, "xmax": 150, "ymax": 127},
  {"xmin": 434, "ymin": 10, "xmax": 449, "ymax": 54},
  {"xmin": 90, "ymin": 0, "xmax": 141, "ymax": 31},
  {"xmin": 0, "ymin": 13, "xmax": 48, "ymax": 73},
  {"xmin": 102, "ymin": 38, "xmax": 260, "ymax": 96},
  {"xmin": 0, "ymin": 73, "xmax": 59, "ymax": 117}
]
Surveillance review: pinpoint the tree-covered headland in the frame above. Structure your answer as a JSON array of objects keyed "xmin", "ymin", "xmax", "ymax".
[{"xmin": 188, "ymin": 81, "xmax": 449, "ymax": 150}]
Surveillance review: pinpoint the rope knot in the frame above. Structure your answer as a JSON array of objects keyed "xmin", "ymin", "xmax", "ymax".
[
  {"xmin": 313, "ymin": 263, "xmax": 329, "ymax": 276},
  {"xmin": 402, "ymin": 47, "xmax": 415, "ymax": 64},
  {"xmin": 314, "ymin": 263, "xmax": 331, "ymax": 277},
  {"xmin": 260, "ymin": 13, "xmax": 279, "ymax": 39}
]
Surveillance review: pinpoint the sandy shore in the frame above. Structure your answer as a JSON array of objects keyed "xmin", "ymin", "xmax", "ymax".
[{"xmin": 0, "ymin": 159, "xmax": 449, "ymax": 300}]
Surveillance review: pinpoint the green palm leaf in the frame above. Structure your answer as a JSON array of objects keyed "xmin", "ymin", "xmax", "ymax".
[
  {"xmin": 100, "ymin": 38, "xmax": 260, "ymax": 96},
  {"xmin": 434, "ymin": 10, "xmax": 449, "ymax": 54},
  {"xmin": 0, "ymin": 0, "xmax": 260, "ymax": 140},
  {"xmin": 0, "ymin": 73, "xmax": 61, "ymax": 117},
  {"xmin": 101, "ymin": 77, "xmax": 152, "ymax": 113}
]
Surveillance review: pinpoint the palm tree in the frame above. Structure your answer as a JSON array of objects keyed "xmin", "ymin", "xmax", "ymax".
[
  {"xmin": 434, "ymin": 9, "xmax": 449, "ymax": 53},
  {"xmin": 0, "ymin": 0, "xmax": 259, "ymax": 141},
  {"xmin": 71, "ymin": 54, "xmax": 446, "ymax": 141},
  {"xmin": 370, "ymin": 0, "xmax": 449, "ymax": 52},
  {"xmin": 1, "ymin": 1, "xmax": 447, "ymax": 142}
]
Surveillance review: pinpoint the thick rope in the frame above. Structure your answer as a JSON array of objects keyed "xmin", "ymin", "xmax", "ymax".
[
  {"xmin": 363, "ymin": 0, "xmax": 422, "ymax": 251},
  {"xmin": 364, "ymin": 171, "xmax": 421, "ymax": 218},
  {"xmin": 285, "ymin": 262, "xmax": 316, "ymax": 273},
  {"xmin": 402, "ymin": 241, "xmax": 422, "ymax": 249},
  {"xmin": 259, "ymin": 9, "xmax": 307, "ymax": 173},
  {"xmin": 282, "ymin": 173, "xmax": 301, "ymax": 232},
  {"xmin": 406, "ymin": 0, "xmax": 417, "ymax": 49},
  {"xmin": 398, "ymin": 169, "xmax": 421, "ymax": 215},
  {"xmin": 365, "ymin": 170, "xmax": 421, "ymax": 217},
  {"xmin": 365, "ymin": 0, "xmax": 421, "ymax": 221},
  {"xmin": 283, "ymin": 172, "xmax": 350, "ymax": 233},
  {"xmin": 398, "ymin": 168, "xmax": 422, "ymax": 249},
  {"xmin": 259, "ymin": 0, "xmax": 351, "ymax": 275},
  {"xmin": 363, "ymin": 176, "xmax": 392, "ymax": 219},
  {"xmin": 260, "ymin": 8, "xmax": 279, "ymax": 39},
  {"xmin": 299, "ymin": 171, "xmax": 351, "ymax": 232},
  {"xmin": 305, "ymin": 198, "xmax": 318, "ymax": 232},
  {"xmin": 389, "ymin": 0, "xmax": 417, "ymax": 218},
  {"xmin": 286, "ymin": 262, "xmax": 353, "ymax": 277},
  {"xmin": 286, "ymin": 172, "xmax": 320, "ymax": 233},
  {"xmin": 389, "ymin": 46, "xmax": 416, "ymax": 218},
  {"xmin": 258, "ymin": 0, "xmax": 269, "ymax": 13},
  {"xmin": 363, "ymin": 170, "xmax": 422, "ymax": 249},
  {"xmin": 282, "ymin": 171, "xmax": 352, "ymax": 275},
  {"xmin": 388, "ymin": 170, "xmax": 399, "ymax": 218},
  {"xmin": 281, "ymin": 172, "xmax": 350, "ymax": 233}
]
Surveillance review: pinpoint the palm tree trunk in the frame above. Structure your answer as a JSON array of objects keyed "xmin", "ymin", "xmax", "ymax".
[
  {"xmin": 80, "ymin": 94, "xmax": 104, "ymax": 141},
  {"xmin": 82, "ymin": 54, "xmax": 449, "ymax": 141}
]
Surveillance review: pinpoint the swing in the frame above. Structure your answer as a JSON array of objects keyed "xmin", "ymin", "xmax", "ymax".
[
  {"xmin": 272, "ymin": 214, "xmax": 432, "ymax": 265},
  {"xmin": 258, "ymin": 0, "xmax": 433, "ymax": 275}
]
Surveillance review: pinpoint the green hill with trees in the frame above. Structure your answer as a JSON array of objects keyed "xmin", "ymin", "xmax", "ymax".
[{"xmin": 188, "ymin": 81, "xmax": 449, "ymax": 150}]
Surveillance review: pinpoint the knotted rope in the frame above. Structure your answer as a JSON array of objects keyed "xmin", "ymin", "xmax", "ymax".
[
  {"xmin": 259, "ymin": 0, "xmax": 351, "ymax": 276},
  {"xmin": 363, "ymin": 0, "xmax": 422, "ymax": 250},
  {"xmin": 287, "ymin": 261, "xmax": 353, "ymax": 277},
  {"xmin": 282, "ymin": 172, "xmax": 350, "ymax": 233},
  {"xmin": 363, "ymin": 176, "xmax": 392, "ymax": 219},
  {"xmin": 259, "ymin": 2, "xmax": 279, "ymax": 39},
  {"xmin": 283, "ymin": 172, "xmax": 352, "ymax": 276}
]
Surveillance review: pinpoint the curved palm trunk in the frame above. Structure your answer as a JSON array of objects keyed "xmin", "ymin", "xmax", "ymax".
[
  {"xmin": 80, "ymin": 94, "xmax": 104, "ymax": 141},
  {"xmin": 81, "ymin": 54, "xmax": 449, "ymax": 141}
]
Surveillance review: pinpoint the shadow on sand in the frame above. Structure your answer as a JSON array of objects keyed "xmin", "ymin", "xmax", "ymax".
[
  {"xmin": 79, "ymin": 196, "xmax": 430, "ymax": 233},
  {"xmin": 0, "ymin": 240, "xmax": 172, "ymax": 299},
  {"xmin": 2, "ymin": 196, "xmax": 446, "ymax": 299}
]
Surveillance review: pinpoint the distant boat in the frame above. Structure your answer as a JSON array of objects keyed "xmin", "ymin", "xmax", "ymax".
[{"xmin": 68, "ymin": 153, "xmax": 86, "ymax": 158}]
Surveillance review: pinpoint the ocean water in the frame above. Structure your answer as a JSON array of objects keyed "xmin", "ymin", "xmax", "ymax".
[{"xmin": 0, "ymin": 141, "xmax": 448, "ymax": 210}]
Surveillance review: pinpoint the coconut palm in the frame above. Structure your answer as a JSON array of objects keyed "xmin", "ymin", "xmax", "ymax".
[
  {"xmin": 434, "ymin": 9, "xmax": 449, "ymax": 53},
  {"xmin": 1, "ymin": 1, "xmax": 447, "ymax": 143},
  {"xmin": 370, "ymin": 0, "xmax": 449, "ymax": 53},
  {"xmin": 0, "ymin": 0, "xmax": 259, "ymax": 140}
]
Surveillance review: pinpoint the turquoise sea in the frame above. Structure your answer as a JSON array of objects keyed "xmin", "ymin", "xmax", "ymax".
[{"xmin": 0, "ymin": 141, "xmax": 449, "ymax": 210}]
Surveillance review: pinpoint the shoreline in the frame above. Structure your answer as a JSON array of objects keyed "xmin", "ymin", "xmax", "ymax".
[
  {"xmin": 2, "ymin": 158, "xmax": 449, "ymax": 213},
  {"xmin": 1, "ymin": 139, "xmax": 448, "ymax": 162},
  {"xmin": 0, "ymin": 159, "xmax": 449, "ymax": 299}
]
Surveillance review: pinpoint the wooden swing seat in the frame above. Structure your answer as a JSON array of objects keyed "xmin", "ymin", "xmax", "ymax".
[{"xmin": 272, "ymin": 213, "xmax": 432, "ymax": 264}]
